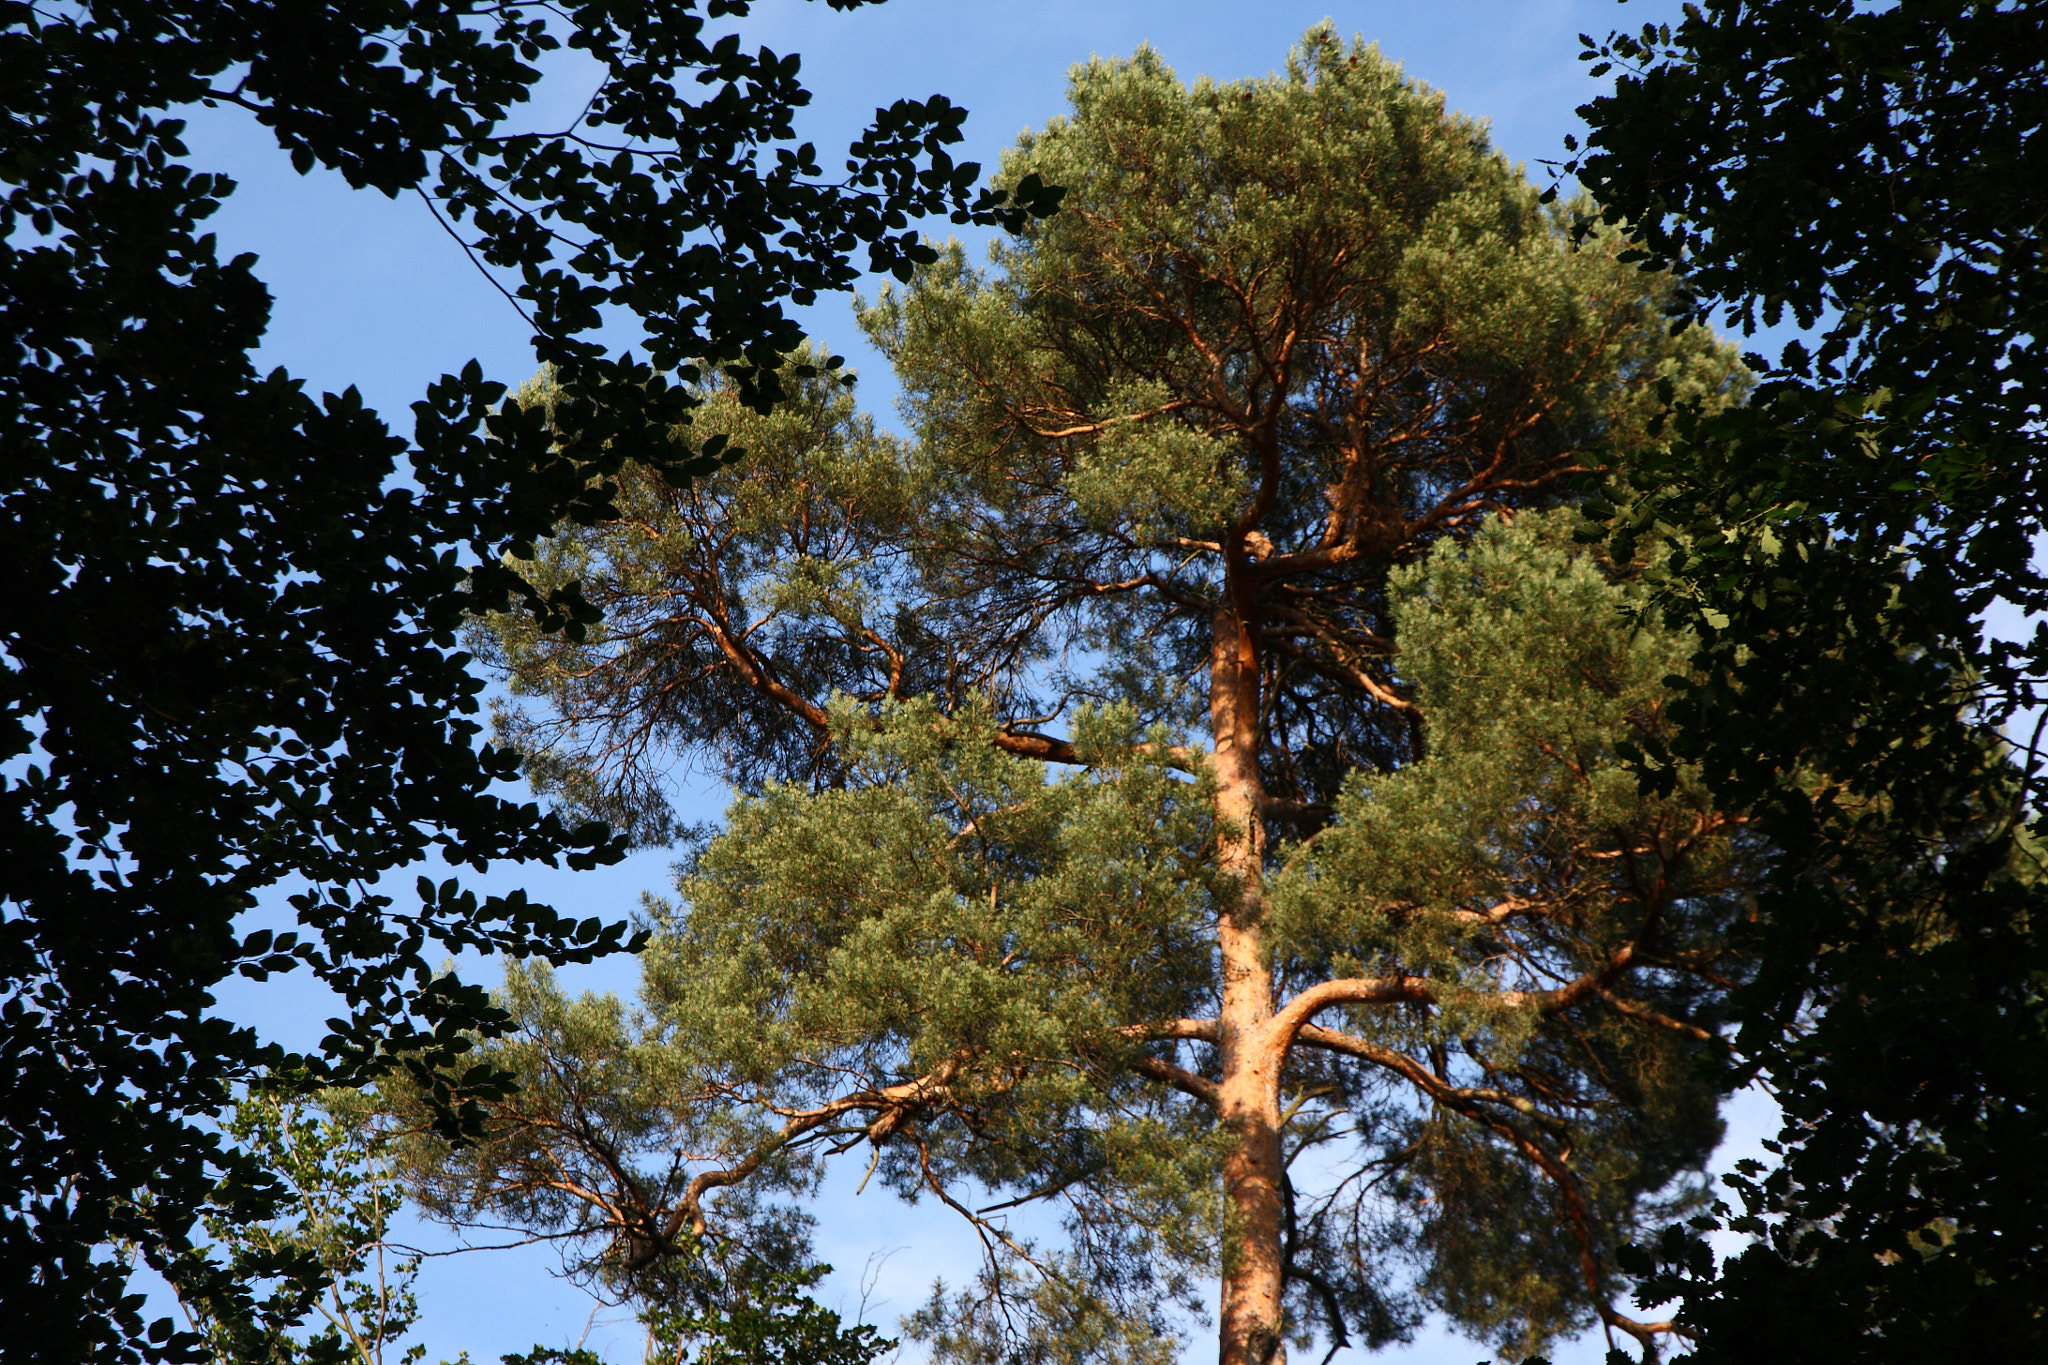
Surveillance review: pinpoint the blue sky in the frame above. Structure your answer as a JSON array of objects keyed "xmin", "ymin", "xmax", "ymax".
[
  {"xmin": 166, "ymin": 3, "xmax": 1790, "ymax": 1363},
  {"xmin": 179, "ymin": 0, "xmax": 1687, "ymax": 433}
]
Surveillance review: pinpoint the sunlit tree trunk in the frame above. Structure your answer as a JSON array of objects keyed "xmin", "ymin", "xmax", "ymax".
[{"xmin": 1211, "ymin": 584, "xmax": 1286, "ymax": 1365}]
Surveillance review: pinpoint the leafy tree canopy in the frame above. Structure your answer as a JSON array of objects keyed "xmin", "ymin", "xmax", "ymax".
[
  {"xmin": 438, "ymin": 32, "xmax": 1757, "ymax": 1365},
  {"xmin": 1567, "ymin": 0, "xmax": 2048, "ymax": 1356},
  {"xmin": 0, "ymin": 2, "xmax": 1053, "ymax": 1360},
  {"xmin": 175, "ymin": 1091, "xmax": 426, "ymax": 1365}
]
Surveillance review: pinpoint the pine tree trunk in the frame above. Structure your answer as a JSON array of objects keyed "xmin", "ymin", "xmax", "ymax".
[
  {"xmin": 1218, "ymin": 993, "xmax": 1286, "ymax": 1365},
  {"xmin": 1211, "ymin": 600, "xmax": 1285, "ymax": 1365}
]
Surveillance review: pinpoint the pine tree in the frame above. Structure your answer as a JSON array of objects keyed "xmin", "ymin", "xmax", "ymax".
[{"xmin": 428, "ymin": 30, "xmax": 1754, "ymax": 1364}]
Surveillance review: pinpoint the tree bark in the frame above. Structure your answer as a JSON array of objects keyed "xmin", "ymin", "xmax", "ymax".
[{"xmin": 1210, "ymin": 597, "xmax": 1286, "ymax": 1365}]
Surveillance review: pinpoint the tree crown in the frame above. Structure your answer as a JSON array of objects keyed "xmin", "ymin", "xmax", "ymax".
[{"xmin": 455, "ymin": 32, "xmax": 1755, "ymax": 1362}]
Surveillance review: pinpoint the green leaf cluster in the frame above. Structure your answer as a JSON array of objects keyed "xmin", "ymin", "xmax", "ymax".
[
  {"xmin": 1, "ymin": 3, "xmax": 1044, "ymax": 1359},
  {"xmin": 169, "ymin": 1090, "xmax": 423, "ymax": 1365},
  {"xmin": 1570, "ymin": 2, "xmax": 2048, "ymax": 1356}
]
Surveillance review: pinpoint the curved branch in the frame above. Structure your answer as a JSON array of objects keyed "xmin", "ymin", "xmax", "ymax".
[
  {"xmin": 1292, "ymin": 1025, "xmax": 1568, "ymax": 1130},
  {"xmin": 1129, "ymin": 1055, "xmax": 1222, "ymax": 1110},
  {"xmin": 1495, "ymin": 943, "xmax": 1638, "ymax": 1013},
  {"xmin": 662, "ymin": 1057, "xmax": 966, "ymax": 1241},
  {"xmin": 1119, "ymin": 1018, "xmax": 1220, "ymax": 1044},
  {"xmin": 1266, "ymin": 976, "xmax": 1435, "ymax": 1053},
  {"xmin": 1596, "ymin": 988, "xmax": 1715, "ymax": 1041},
  {"xmin": 1023, "ymin": 398, "xmax": 1194, "ymax": 440}
]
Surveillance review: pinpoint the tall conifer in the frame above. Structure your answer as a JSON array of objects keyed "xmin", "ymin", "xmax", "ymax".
[{"xmin": 434, "ymin": 31, "xmax": 1754, "ymax": 1363}]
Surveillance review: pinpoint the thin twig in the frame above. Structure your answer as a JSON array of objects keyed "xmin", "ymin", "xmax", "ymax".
[{"xmin": 415, "ymin": 188, "xmax": 537, "ymax": 331}]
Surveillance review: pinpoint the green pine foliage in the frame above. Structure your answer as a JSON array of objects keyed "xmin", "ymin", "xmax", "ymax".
[
  {"xmin": 444, "ymin": 513, "xmax": 1745, "ymax": 1362},
  {"xmin": 435, "ymin": 29, "xmax": 1757, "ymax": 1364},
  {"xmin": 1270, "ymin": 517, "xmax": 1741, "ymax": 1350}
]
